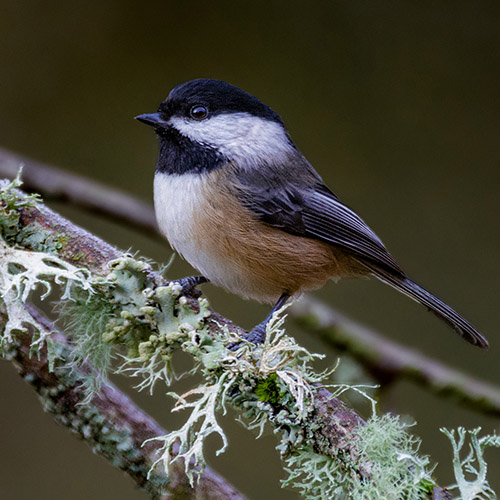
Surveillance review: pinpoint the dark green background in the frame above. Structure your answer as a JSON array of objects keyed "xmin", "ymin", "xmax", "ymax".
[{"xmin": 0, "ymin": 1, "xmax": 499, "ymax": 498}]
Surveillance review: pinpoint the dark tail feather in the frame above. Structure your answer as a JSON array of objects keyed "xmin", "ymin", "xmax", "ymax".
[{"xmin": 368, "ymin": 266, "xmax": 488, "ymax": 349}]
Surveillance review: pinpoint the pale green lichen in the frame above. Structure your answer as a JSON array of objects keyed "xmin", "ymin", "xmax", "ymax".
[
  {"xmin": 281, "ymin": 408, "xmax": 434, "ymax": 499},
  {"xmin": 352, "ymin": 414, "xmax": 433, "ymax": 499},
  {"xmin": 59, "ymin": 257, "xmax": 211, "ymax": 400},
  {"xmin": 54, "ymin": 256, "xmax": 498, "ymax": 500},
  {"xmin": 142, "ymin": 307, "xmax": 437, "ymax": 496},
  {"xmin": 442, "ymin": 427, "xmax": 500, "ymax": 500},
  {"xmin": 0, "ymin": 171, "xmax": 93, "ymax": 356},
  {"xmin": 59, "ymin": 290, "xmax": 115, "ymax": 400},
  {"xmin": 282, "ymin": 449, "xmax": 353, "ymax": 499},
  {"xmin": 27, "ymin": 334, "xmax": 170, "ymax": 495},
  {"xmin": 146, "ymin": 375, "xmax": 230, "ymax": 483}
]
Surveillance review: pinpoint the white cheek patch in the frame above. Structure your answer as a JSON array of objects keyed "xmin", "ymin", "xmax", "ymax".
[{"xmin": 169, "ymin": 113, "xmax": 294, "ymax": 167}]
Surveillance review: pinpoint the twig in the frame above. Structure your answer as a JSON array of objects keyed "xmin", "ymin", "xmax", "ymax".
[{"xmin": 0, "ymin": 148, "xmax": 497, "ymax": 420}]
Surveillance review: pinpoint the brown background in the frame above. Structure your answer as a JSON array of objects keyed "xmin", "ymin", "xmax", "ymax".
[{"xmin": 0, "ymin": 1, "xmax": 499, "ymax": 498}]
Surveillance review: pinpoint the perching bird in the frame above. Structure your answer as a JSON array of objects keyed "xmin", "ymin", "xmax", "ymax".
[{"xmin": 136, "ymin": 78, "xmax": 488, "ymax": 349}]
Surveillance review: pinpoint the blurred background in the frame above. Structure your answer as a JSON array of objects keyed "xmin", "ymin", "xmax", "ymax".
[{"xmin": 0, "ymin": 1, "xmax": 499, "ymax": 498}]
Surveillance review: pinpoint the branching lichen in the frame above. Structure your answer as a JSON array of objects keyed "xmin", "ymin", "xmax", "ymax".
[
  {"xmin": 147, "ymin": 376, "xmax": 230, "ymax": 484},
  {"xmin": 0, "ymin": 238, "xmax": 92, "ymax": 352},
  {"xmin": 442, "ymin": 427, "xmax": 500, "ymax": 500},
  {"xmin": 0, "ymin": 171, "xmax": 94, "ymax": 356},
  {"xmin": 58, "ymin": 257, "xmax": 211, "ymax": 400}
]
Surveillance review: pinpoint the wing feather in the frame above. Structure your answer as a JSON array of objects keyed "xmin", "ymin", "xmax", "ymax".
[{"xmin": 236, "ymin": 175, "xmax": 403, "ymax": 275}]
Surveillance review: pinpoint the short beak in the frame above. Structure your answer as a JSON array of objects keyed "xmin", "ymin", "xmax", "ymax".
[{"xmin": 135, "ymin": 112, "xmax": 166, "ymax": 127}]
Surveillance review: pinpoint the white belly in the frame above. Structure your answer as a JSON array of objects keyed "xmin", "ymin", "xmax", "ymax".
[{"xmin": 154, "ymin": 172, "xmax": 249, "ymax": 293}]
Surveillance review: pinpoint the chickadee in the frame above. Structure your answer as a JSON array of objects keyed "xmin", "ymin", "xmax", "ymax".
[{"xmin": 136, "ymin": 78, "xmax": 488, "ymax": 349}]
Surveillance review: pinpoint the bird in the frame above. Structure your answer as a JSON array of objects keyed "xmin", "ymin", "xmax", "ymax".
[{"xmin": 136, "ymin": 78, "xmax": 488, "ymax": 349}]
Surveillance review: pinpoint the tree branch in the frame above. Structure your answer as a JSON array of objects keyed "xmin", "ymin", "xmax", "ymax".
[
  {"xmin": 0, "ymin": 147, "xmax": 496, "ymax": 420},
  {"xmin": 0, "ymin": 181, "xmax": 245, "ymax": 498},
  {"xmin": 0, "ymin": 178, "xmax": 452, "ymax": 498}
]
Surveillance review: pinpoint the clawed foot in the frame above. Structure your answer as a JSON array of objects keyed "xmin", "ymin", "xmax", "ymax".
[
  {"xmin": 228, "ymin": 322, "xmax": 267, "ymax": 351},
  {"xmin": 242, "ymin": 323, "xmax": 267, "ymax": 344},
  {"xmin": 172, "ymin": 276, "xmax": 209, "ymax": 298},
  {"xmin": 227, "ymin": 293, "xmax": 290, "ymax": 351}
]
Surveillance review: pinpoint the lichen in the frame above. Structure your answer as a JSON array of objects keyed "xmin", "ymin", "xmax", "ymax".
[
  {"xmin": 282, "ymin": 449, "xmax": 352, "ymax": 499},
  {"xmin": 58, "ymin": 257, "xmax": 211, "ymax": 400},
  {"xmin": 147, "ymin": 376, "xmax": 230, "ymax": 484},
  {"xmin": 0, "ymin": 238, "xmax": 93, "ymax": 354},
  {"xmin": 17, "ymin": 221, "xmax": 71, "ymax": 254},
  {"xmin": 441, "ymin": 427, "xmax": 500, "ymax": 500},
  {"xmin": 281, "ymin": 409, "xmax": 435, "ymax": 499},
  {"xmin": 59, "ymin": 290, "xmax": 116, "ymax": 400},
  {"xmin": 0, "ymin": 230, "xmax": 443, "ymax": 497},
  {"xmin": 24, "ymin": 337, "xmax": 169, "ymax": 495},
  {"xmin": 0, "ymin": 170, "xmax": 40, "ymax": 244},
  {"xmin": 143, "ymin": 309, "xmax": 334, "ymax": 486},
  {"xmin": 352, "ymin": 414, "xmax": 433, "ymax": 499}
]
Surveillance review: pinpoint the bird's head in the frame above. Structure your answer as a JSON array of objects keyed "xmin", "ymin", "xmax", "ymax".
[{"xmin": 136, "ymin": 79, "xmax": 295, "ymax": 172}]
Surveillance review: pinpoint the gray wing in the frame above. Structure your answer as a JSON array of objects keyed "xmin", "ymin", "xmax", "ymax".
[
  {"xmin": 235, "ymin": 176, "xmax": 404, "ymax": 276},
  {"xmin": 234, "ymin": 169, "xmax": 490, "ymax": 348}
]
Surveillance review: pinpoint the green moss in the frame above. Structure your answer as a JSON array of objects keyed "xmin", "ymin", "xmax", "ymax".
[
  {"xmin": 53, "ymin": 232, "xmax": 71, "ymax": 250},
  {"xmin": 70, "ymin": 251, "xmax": 86, "ymax": 262},
  {"xmin": 255, "ymin": 373, "xmax": 285, "ymax": 404}
]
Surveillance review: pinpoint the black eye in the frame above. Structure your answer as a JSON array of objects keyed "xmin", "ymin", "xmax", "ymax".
[{"xmin": 190, "ymin": 105, "xmax": 208, "ymax": 120}]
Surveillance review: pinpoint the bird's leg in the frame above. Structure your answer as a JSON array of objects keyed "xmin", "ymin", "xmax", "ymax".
[
  {"xmin": 242, "ymin": 293, "xmax": 291, "ymax": 344},
  {"xmin": 172, "ymin": 276, "xmax": 209, "ymax": 297}
]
